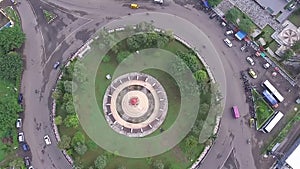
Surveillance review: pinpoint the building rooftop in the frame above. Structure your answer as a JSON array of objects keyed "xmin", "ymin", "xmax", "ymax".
[
  {"xmin": 285, "ymin": 142, "xmax": 300, "ymax": 169},
  {"xmin": 254, "ymin": 0, "xmax": 287, "ymax": 15}
]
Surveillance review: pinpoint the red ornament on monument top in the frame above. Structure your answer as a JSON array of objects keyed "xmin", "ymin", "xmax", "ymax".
[{"xmin": 129, "ymin": 97, "xmax": 139, "ymax": 105}]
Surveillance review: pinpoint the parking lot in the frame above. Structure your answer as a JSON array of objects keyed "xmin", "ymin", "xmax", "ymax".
[{"xmin": 203, "ymin": 6, "xmax": 300, "ymax": 168}]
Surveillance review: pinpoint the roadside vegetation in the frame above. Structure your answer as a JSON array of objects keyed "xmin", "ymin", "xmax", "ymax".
[
  {"xmin": 225, "ymin": 7, "xmax": 257, "ymax": 34},
  {"xmin": 53, "ymin": 24, "xmax": 216, "ymax": 169},
  {"xmin": 42, "ymin": 9, "xmax": 57, "ymax": 23},
  {"xmin": 0, "ymin": 8, "xmax": 25, "ymax": 169},
  {"xmin": 207, "ymin": 0, "xmax": 222, "ymax": 7},
  {"xmin": 262, "ymin": 107, "xmax": 300, "ymax": 154},
  {"xmin": 4, "ymin": 6, "xmax": 20, "ymax": 26},
  {"xmin": 252, "ymin": 89, "xmax": 274, "ymax": 129}
]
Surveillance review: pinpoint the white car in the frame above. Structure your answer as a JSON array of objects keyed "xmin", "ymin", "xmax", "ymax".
[
  {"xmin": 263, "ymin": 62, "xmax": 270, "ymax": 69},
  {"xmin": 28, "ymin": 166, "xmax": 34, "ymax": 169},
  {"xmin": 246, "ymin": 57, "xmax": 255, "ymax": 66},
  {"xmin": 44, "ymin": 135, "xmax": 51, "ymax": 145},
  {"xmin": 18, "ymin": 132, "xmax": 24, "ymax": 142},
  {"xmin": 16, "ymin": 118, "xmax": 22, "ymax": 128},
  {"xmin": 225, "ymin": 30, "xmax": 234, "ymax": 35},
  {"xmin": 223, "ymin": 38, "xmax": 233, "ymax": 47},
  {"xmin": 154, "ymin": 0, "xmax": 163, "ymax": 4},
  {"xmin": 53, "ymin": 61, "xmax": 60, "ymax": 69}
]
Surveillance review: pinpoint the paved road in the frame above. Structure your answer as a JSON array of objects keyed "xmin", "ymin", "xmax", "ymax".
[
  {"xmin": 18, "ymin": 0, "xmax": 72, "ymax": 168},
  {"xmin": 18, "ymin": 0, "xmax": 258, "ymax": 168}
]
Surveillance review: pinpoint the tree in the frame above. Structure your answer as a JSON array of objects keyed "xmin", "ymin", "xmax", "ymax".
[
  {"xmin": 225, "ymin": 8, "xmax": 240, "ymax": 24},
  {"xmin": 0, "ymin": 51, "xmax": 22, "ymax": 82},
  {"xmin": 94, "ymin": 155, "xmax": 107, "ymax": 169},
  {"xmin": 71, "ymin": 131, "xmax": 85, "ymax": 146},
  {"xmin": 55, "ymin": 115, "xmax": 63, "ymax": 125},
  {"xmin": 8, "ymin": 158, "xmax": 24, "ymax": 168},
  {"xmin": 63, "ymin": 100, "xmax": 75, "ymax": 114},
  {"xmin": 281, "ymin": 49, "xmax": 294, "ymax": 62},
  {"xmin": 181, "ymin": 135, "xmax": 199, "ymax": 156},
  {"xmin": 63, "ymin": 114, "xmax": 79, "ymax": 128},
  {"xmin": 58, "ymin": 135, "xmax": 71, "ymax": 149},
  {"xmin": 291, "ymin": 41, "xmax": 300, "ymax": 54},
  {"xmin": 0, "ymin": 91, "xmax": 22, "ymax": 133},
  {"xmin": 194, "ymin": 69, "xmax": 208, "ymax": 83},
  {"xmin": 0, "ymin": 26, "xmax": 25, "ymax": 53},
  {"xmin": 239, "ymin": 18, "xmax": 255, "ymax": 33},
  {"xmin": 102, "ymin": 55, "xmax": 111, "ymax": 63},
  {"xmin": 191, "ymin": 119, "xmax": 204, "ymax": 136},
  {"xmin": 74, "ymin": 142, "xmax": 87, "ymax": 155},
  {"xmin": 152, "ymin": 160, "xmax": 164, "ymax": 169},
  {"xmin": 116, "ymin": 51, "xmax": 131, "ymax": 63}
]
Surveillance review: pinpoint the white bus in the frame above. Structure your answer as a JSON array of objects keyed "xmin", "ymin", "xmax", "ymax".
[
  {"xmin": 262, "ymin": 80, "xmax": 284, "ymax": 102},
  {"xmin": 261, "ymin": 111, "xmax": 284, "ymax": 133}
]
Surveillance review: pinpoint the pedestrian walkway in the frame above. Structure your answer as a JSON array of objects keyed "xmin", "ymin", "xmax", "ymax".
[{"xmin": 217, "ymin": 0, "xmax": 283, "ymax": 31}]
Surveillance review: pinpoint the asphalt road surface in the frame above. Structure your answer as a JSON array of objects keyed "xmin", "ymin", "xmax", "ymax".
[{"xmin": 19, "ymin": 0, "xmax": 258, "ymax": 168}]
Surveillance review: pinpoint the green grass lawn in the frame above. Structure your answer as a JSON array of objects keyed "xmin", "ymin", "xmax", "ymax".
[
  {"xmin": 252, "ymin": 90, "xmax": 274, "ymax": 128},
  {"xmin": 288, "ymin": 7, "xmax": 300, "ymax": 27},
  {"xmin": 57, "ymin": 33, "xmax": 212, "ymax": 168},
  {"xmin": 261, "ymin": 25, "xmax": 275, "ymax": 44},
  {"xmin": 3, "ymin": 6, "xmax": 20, "ymax": 26}
]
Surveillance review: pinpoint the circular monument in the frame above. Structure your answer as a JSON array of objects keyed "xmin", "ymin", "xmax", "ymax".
[{"xmin": 103, "ymin": 72, "xmax": 168, "ymax": 137}]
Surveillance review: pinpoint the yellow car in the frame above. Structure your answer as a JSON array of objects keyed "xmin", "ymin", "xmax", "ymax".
[
  {"xmin": 248, "ymin": 68, "xmax": 257, "ymax": 79},
  {"xmin": 249, "ymin": 118, "xmax": 255, "ymax": 128},
  {"xmin": 130, "ymin": 3, "xmax": 139, "ymax": 9}
]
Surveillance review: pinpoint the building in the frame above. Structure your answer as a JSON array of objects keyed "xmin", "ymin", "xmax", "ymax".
[{"xmin": 275, "ymin": 137, "xmax": 300, "ymax": 169}]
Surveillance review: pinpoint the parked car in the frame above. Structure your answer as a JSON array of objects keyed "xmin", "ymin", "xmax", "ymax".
[
  {"xmin": 223, "ymin": 38, "xmax": 233, "ymax": 47},
  {"xmin": 296, "ymin": 97, "xmax": 300, "ymax": 104},
  {"xmin": 53, "ymin": 61, "xmax": 60, "ymax": 69},
  {"xmin": 10, "ymin": 0, "xmax": 17, "ymax": 5},
  {"xmin": 248, "ymin": 68, "xmax": 257, "ymax": 79},
  {"xmin": 22, "ymin": 143, "xmax": 30, "ymax": 151},
  {"xmin": 16, "ymin": 118, "xmax": 22, "ymax": 128},
  {"xmin": 18, "ymin": 132, "xmax": 24, "ymax": 142},
  {"xmin": 288, "ymin": 3, "xmax": 296, "ymax": 11},
  {"xmin": 240, "ymin": 44, "xmax": 247, "ymax": 51},
  {"xmin": 130, "ymin": 3, "xmax": 139, "ymax": 9},
  {"xmin": 44, "ymin": 135, "xmax": 51, "ymax": 145},
  {"xmin": 153, "ymin": 0, "xmax": 163, "ymax": 4},
  {"xmin": 263, "ymin": 62, "xmax": 270, "ymax": 69},
  {"xmin": 209, "ymin": 13, "xmax": 217, "ymax": 19},
  {"xmin": 246, "ymin": 57, "xmax": 255, "ymax": 66},
  {"xmin": 221, "ymin": 21, "xmax": 226, "ymax": 27},
  {"xmin": 18, "ymin": 93, "xmax": 23, "ymax": 104},
  {"xmin": 249, "ymin": 118, "xmax": 255, "ymax": 128},
  {"xmin": 225, "ymin": 30, "xmax": 234, "ymax": 35},
  {"xmin": 24, "ymin": 156, "xmax": 30, "ymax": 167},
  {"xmin": 28, "ymin": 166, "xmax": 34, "ymax": 169}
]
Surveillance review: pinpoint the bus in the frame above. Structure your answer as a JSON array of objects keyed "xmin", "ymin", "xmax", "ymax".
[
  {"xmin": 232, "ymin": 106, "xmax": 240, "ymax": 119},
  {"xmin": 262, "ymin": 90, "xmax": 279, "ymax": 108},
  {"xmin": 261, "ymin": 111, "xmax": 284, "ymax": 133},
  {"xmin": 262, "ymin": 80, "xmax": 284, "ymax": 102}
]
